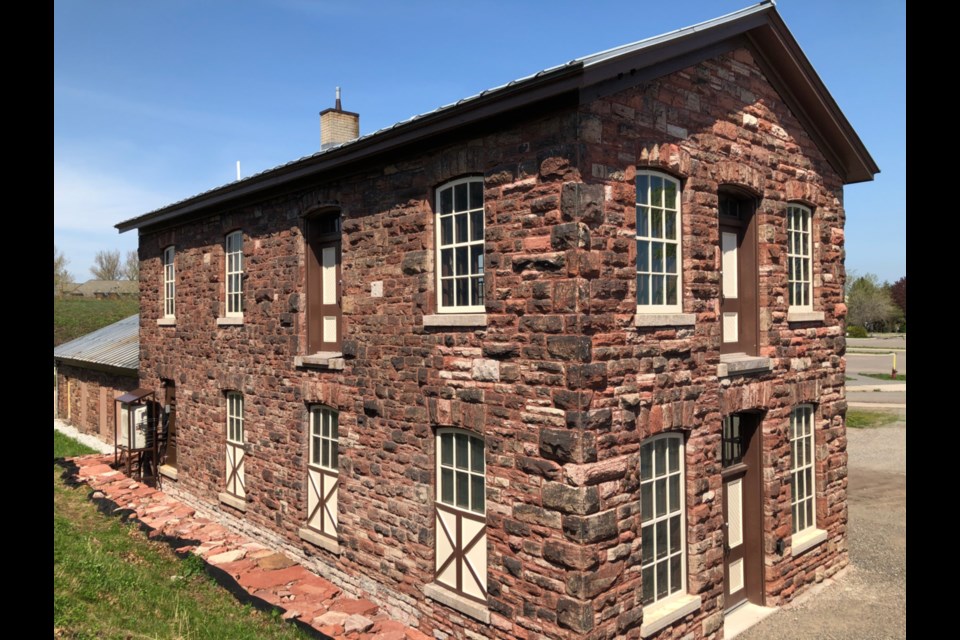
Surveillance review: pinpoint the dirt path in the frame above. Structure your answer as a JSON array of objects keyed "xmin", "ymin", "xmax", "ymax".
[{"xmin": 736, "ymin": 422, "xmax": 906, "ymax": 639}]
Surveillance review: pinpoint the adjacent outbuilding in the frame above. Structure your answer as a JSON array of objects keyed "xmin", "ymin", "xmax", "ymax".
[{"xmin": 54, "ymin": 314, "xmax": 140, "ymax": 447}]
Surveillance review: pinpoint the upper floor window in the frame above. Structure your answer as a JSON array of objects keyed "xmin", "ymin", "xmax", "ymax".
[
  {"xmin": 787, "ymin": 204, "xmax": 813, "ymax": 310},
  {"xmin": 163, "ymin": 246, "xmax": 175, "ymax": 318},
  {"xmin": 636, "ymin": 172, "xmax": 682, "ymax": 313},
  {"xmin": 225, "ymin": 231, "xmax": 244, "ymax": 317},
  {"xmin": 436, "ymin": 178, "xmax": 484, "ymax": 313}
]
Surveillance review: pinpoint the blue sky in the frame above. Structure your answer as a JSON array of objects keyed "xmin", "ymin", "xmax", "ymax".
[{"xmin": 54, "ymin": 0, "xmax": 905, "ymax": 284}]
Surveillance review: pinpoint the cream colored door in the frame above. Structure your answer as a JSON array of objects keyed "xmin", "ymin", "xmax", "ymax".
[
  {"xmin": 225, "ymin": 441, "xmax": 245, "ymax": 498},
  {"xmin": 435, "ymin": 429, "xmax": 487, "ymax": 603}
]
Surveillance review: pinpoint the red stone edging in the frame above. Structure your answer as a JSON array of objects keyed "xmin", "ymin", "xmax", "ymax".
[{"xmin": 61, "ymin": 454, "xmax": 430, "ymax": 640}]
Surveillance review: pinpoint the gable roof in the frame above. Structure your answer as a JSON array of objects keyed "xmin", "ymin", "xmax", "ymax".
[
  {"xmin": 54, "ymin": 314, "xmax": 139, "ymax": 374},
  {"xmin": 116, "ymin": 1, "xmax": 877, "ymax": 234}
]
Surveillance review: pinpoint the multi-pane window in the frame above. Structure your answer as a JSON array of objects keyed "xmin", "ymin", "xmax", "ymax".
[
  {"xmin": 640, "ymin": 434, "xmax": 685, "ymax": 605},
  {"xmin": 310, "ymin": 406, "xmax": 339, "ymax": 471},
  {"xmin": 636, "ymin": 172, "xmax": 681, "ymax": 312},
  {"xmin": 227, "ymin": 392, "xmax": 244, "ymax": 444},
  {"xmin": 225, "ymin": 392, "xmax": 245, "ymax": 499},
  {"xmin": 787, "ymin": 205, "xmax": 813, "ymax": 309},
  {"xmin": 163, "ymin": 246, "xmax": 175, "ymax": 318},
  {"xmin": 437, "ymin": 429, "xmax": 485, "ymax": 514},
  {"xmin": 790, "ymin": 405, "xmax": 816, "ymax": 535},
  {"xmin": 225, "ymin": 230, "xmax": 243, "ymax": 317},
  {"xmin": 436, "ymin": 178, "xmax": 484, "ymax": 312}
]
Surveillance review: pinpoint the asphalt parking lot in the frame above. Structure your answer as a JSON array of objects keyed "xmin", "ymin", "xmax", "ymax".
[{"xmin": 736, "ymin": 411, "xmax": 906, "ymax": 640}]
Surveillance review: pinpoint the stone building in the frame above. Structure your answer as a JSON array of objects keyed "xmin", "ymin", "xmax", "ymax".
[
  {"xmin": 115, "ymin": 3, "xmax": 877, "ymax": 638},
  {"xmin": 55, "ymin": 314, "xmax": 140, "ymax": 446}
]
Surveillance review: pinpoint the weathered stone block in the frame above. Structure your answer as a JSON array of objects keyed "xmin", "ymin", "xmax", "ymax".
[
  {"xmin": 557, "ymin": 597, "xmax": 594, "ymax": 633},
  {"xmin": 562, "ymin": 510, "xmax": 618, "ymax": 543},
  {"xmin": 542, "ymin": 482, "xmax": 600, "ymax": 515}
]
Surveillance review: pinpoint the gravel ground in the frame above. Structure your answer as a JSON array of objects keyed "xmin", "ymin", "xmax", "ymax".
[{"xmin": 737, "ymin": 411, "xmax": 906, "ymax": 640}]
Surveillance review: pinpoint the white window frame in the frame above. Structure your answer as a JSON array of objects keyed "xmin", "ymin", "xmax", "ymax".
[
  {"xmin": 640, "ymin": 433, "xmax": 687, "ymax": 606},
  {"xmin": 162, "ymin": 246, "xmax": 175, "ymax": 318},
  {"xmin": 435, "ymin": 177, "xmax": 485, "ymax": 314},
  {"xmin": 636, "ymin": 171, "xmax": 682, "ymax": 314},
  {"xmin": 437, "ymin": 428, "xmax": 486, "ymax": 515},
  {"xmin": 787, "ymin": 204, "xmax": 813, "ymax": 311},
  {"xmin": 309, "ymin": 406, "xmax": 339, "ymax": 472},
  {"xmin": 225, "ymin": 230, "xmax": 244, "ymax": 317},
  {"xmin": 227, "ymin": 392, "xmax": 244, "ymax": 445},
  {"xmin": 790, "ymin": 405, "xmax": 816, "ymax": 536}
]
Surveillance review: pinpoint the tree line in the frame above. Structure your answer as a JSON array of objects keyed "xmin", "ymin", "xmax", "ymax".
[
  {"xmin": 846, "ymin": 272, "xmax": 906, "ymax": 334},
  {"xmin": 54, "ymin": 246, "xmax": 138, "ymax": 295}
]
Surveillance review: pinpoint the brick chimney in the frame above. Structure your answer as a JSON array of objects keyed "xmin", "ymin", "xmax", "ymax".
[{"xmin": 320, "ymin": 87, "xmax": 360, "ymax": 150}]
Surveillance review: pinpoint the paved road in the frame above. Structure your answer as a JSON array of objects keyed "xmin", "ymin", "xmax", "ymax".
[
  {"xmin": 737, "ymin": 418, "xmax": 906, "ymax": 639},
  {"xmin": 846, "ymin": 335, "xmax": 906, "ymax": 408}
]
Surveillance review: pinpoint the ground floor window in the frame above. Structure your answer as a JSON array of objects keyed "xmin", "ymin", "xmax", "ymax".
[
  {"xmin": 434, "ymin": 429, "xmax": 487, "ymax": 602},
  {"xmin": 790, "ymin": 405, "xmax": 816, "ymax": 534},
  {"xmin": 640, "ymin": 433, "xmax": 686, "ymax": 605},
  {"xmin": 305, "ymin": 405, "xmax": 339, "ymax": 539},
  {"xmin": 225, "ymin": 392, "xmax": 245, "ymax": 498}
]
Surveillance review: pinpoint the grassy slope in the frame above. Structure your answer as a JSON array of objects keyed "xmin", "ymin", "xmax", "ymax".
[
  {"xmin": 53, "ymin": 431, "xmax": 312, "ymax": 640},
  {"xmin": 54, "ymin": 297, "xmax": 140, "ymax": 347}
]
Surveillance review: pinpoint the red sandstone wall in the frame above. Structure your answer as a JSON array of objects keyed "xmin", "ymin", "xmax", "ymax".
[{"xmin": 136, "ymin": 46, "xmax": 847, "ymax": 640}]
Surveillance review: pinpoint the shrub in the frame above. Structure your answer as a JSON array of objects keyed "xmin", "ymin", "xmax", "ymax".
[{"xmin": 846, "ymin": 325, "xmax": 868, "ymax": 338}]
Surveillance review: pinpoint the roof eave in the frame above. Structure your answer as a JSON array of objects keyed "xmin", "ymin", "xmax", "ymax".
[
  {"xmin": 115, "ymin": 64, "xmax": 585, "ymax": 233},
  {"xmin": 747, "ymin": 13, "xmax": 879, "ymax": 184},
  {"xmin": 116, "ymin": 1, "xmax": 879, "ymax": 232}
]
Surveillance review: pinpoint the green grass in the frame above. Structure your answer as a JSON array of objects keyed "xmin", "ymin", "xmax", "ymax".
[
  {"xmin": 54, "ymin": 433, "xmax": 313, "ymax": 640},
  {"xmin": 54, "ymin": 297, "xmax": 140, "ymax": 347},
  {"xmin": 846, "ymin": 409, "xmax": 900, "ymax": 429},
  {"xmin": 54, "ymin": 430, "xmax": 97, "ymax": 458},
  {"xmin": 859, "ymin": 372, "xmax": 906, "ymax": 382}
]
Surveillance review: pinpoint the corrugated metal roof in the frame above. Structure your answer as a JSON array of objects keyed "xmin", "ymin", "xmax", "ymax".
[
  {"xmin": 54, "ymin": 314, "xmax": 139, "ymax": 372},
  {"xmin": 115, "ymin": 0, "xmax": 877, "ymax": 232}
]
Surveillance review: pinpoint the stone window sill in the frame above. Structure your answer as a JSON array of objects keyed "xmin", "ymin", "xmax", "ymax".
[
  {"xmin": 157, "ymin": 317, "xmax": 176, "ymax": 326},
  {"xmin": 791, "ymin": 527, "xmax": 828, "ymax": 556},
  {"xmin": 640, "ymin": 593, "xmax": 702, "ymax": 638},
  {"xmin": 218, "ymin": 492, "xmax": 247, "ymax": 512},
  {"xmin": 298, "ymin": 527, "xmax": 340, "ymax": 554},
  {"xmin": 717, "ymin": 353, "xmax": 772, "ymax": 378},
  {"xmin": 423, "ymin": 582, "xmax": 490, "ymax": 624},
  {"xmin": 294, "ymin": 352, "xmax": 345, "ymax": 370},
  {"xmin": 216, "ymin": 316, "xmax": 244, "ymax": 326},
  {"xmin": 423, "ymin": 313, "xmax": 487, "ymax": 328},
  {"xmin": 158, "ymin": 464, "xmax": 178, "ymax": 480},
  {"xmin": 787, "ymin": 310, "xmax": 825, "ymax": 323},
  {"xmin": 634, "ymin": 313, "xmax": 696, "ymax": 327}
]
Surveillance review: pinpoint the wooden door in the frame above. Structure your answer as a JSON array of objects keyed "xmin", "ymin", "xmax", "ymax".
[
  {"xmin": 307, "ymin": 214, "xmax": 342, "ymax": 353},
  {"xmin": 435, "ymin": 430, "xmax": 487, "ymax": 603},
  {"xmin": 99, "ymin": 387, "xmax": 110, "ymax": 440},
  {"xmin": 163, "ymin": 381, "xmax": 177, "ymax": 469},
  {"xmin": 435, "ymin": 504, "xmax": 487, "ymax": 602},
  {"xmin": 722, "ymin": 413, "xmax": 763, "ymax": 610},
  {"xmin": 719, "ymin": 193, "xmax": 758, "ymax": 355},
  {"xmin": 225, "ymin": 393, "xmax": 245, "ymax": 499},
  {"xmin": 306, "ymin": 406, "xmax": 339, "ymax": 539}
]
